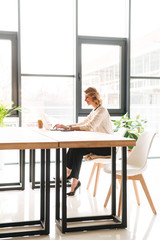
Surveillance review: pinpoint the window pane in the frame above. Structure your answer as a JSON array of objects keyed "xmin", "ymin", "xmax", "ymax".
[
  {"xmin": 0, "ymin": 0, "xmax": 18, "ymax": 31},
  {"xmin": 20, "ymin": 0, "xmax": 75, "ymax": 75},
  {"xmin": 78, "ymin": 0, "xmax": 127, "ymax": 37},
  {"xmin": 21, "ymin": 77, "xmax": 74, "ymax": 127},
  {"xmin": 81, "ymin": 44, "xmax": 121, "ymax": 109},
  {"xmin": 131, "ymin": 0, "xmax": 160, "ymax": 77},
  {"xmin": 130, "ymin": 78, "xmax": 160, "ymax": 129},
  {"xmin": 0, "ymin": 40, "xmax": 12, "ymax": 103}
]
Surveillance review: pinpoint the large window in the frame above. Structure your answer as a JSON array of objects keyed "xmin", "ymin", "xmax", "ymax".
[
  {"xmin": 78, "ymin": 0, "xmax": 127, "ymax": 38},
  {"xmin": 21, "ymin": 76, "xmax": 75, "ymax": 127},
  {"xmin": 0, "ymin": 0, "xmax": 18, "ymax": 32},
  {"xmin": 81, "ymin": 44, "xmax": 121, "ymax": 109},
  {"xmin": 0, "ymin": 0, "xmax": 128, "ymax": 127},
  {"xmin": 77, "ymin": 0, "xmax": 128, "ymax": 119},
  {"xmin": 77, "ymin": 37, "xmax": 127, "ymax": 117},
  {"xmin": 20, "ymin": 0, "xmax": 75, "ymax": 126},
  {"xmin": 131, "ymin": 0, "xmax": 160, "ymax": 78},
  {"xmin": 0, "ymin": 32, "xmax": 18, "ymax": 109},
  {"xmin": 130, "ymin": 0, "xmax": 160, "ymax": 130},
  {"xmin": 2, "ymin": 0, "xmax": 160, "ymax": 131},
  {"xmin": 0, "ymin": 0, "xmax": 18, "ymax": 112},
  {"xmin": 130, "ymin": 78, "xmax": 160, "ymax": 129},
  {"xmin": 20, "ymin": 0, "xmax": 75, "ymax": 75},
  {"xmin": 0, "ymin": 39, "xmax": 12, "ymax": 103}
]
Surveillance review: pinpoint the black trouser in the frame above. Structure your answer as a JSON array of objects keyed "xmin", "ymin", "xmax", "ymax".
[{"xmin": 66, "ymin": 147, "xmax": 111, "ymax": 180}]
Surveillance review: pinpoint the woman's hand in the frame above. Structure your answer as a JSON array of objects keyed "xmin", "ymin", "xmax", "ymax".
[
  {"xmin": 53, "ymin": 124, "xmax": 68, "ymax": 130},
  {"xmin": 53, "ymin": 123, "xmax": 80, "ymax": 131}
]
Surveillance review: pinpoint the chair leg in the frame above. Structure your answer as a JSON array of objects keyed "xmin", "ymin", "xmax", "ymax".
[
  {"xmin": 93, "ymin": 164, "xmax": 101, "ymax": 197},
  {"xmin": 132, "ymin": 180, "xmax": 140, "ymax": 205},
  {"xmin": 118, "ymin": 178, "xmax": 141, "ymax": 217},
  {"xmin": 117, "ymin": 178, "xmax": 121, "ymax": 187},
  {"xmin": 87, "ymin": 163, "xmax": 97, "ymax": 190},
  {"xmin": 104, "ymin": 179, "xmax": 121, "ymax": 209},
  {"xmin": 139, "ymin": 174, "xmax": 157, "ymax": 214},
  {"xmin": 104, "ymin": 184, "xmax": 111, "ymax": 208}
]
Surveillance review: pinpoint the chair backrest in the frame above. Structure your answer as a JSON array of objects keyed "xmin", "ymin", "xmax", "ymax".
[{"xmin": 127, "ymin": 131, "xmax": 157, "ymax": 169}]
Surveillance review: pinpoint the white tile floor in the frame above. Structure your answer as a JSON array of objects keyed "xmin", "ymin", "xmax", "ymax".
[{"xmin": 0, "ymin": 148, "xmax": 160, "ymax": 240}]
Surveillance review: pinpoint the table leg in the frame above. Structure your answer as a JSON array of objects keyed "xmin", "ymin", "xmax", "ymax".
[
  {"xmin": 44, "ymin": 149, "xmax": 50, "ymax": 234},
  {"xmin": 111, "ymin": 147, "xmax": 116, "ymax": 216},
  {"xmin": 121, "ymin": 147, "xmax": 127, "ymax": 227},
  {"xmin": 40, "ymin": 149, "xmax": 45, "ymax": 222},
  {"xmin": 62, "ymin": 148, "xmax": 67, "ymax": 233},
  {"xmin": 20, "ymin": 150, "xmax": 25, "ymax": 190},
  {"xmin": 40, "ymin": 149, "xmax": 50, "ymax": 233},
  {"xmin": 29, "ymin": 150, "xmax": 32, "ymax": 182},
  {"xmin": 30, "ymin": 150, "xmax": 36, "ymax": 189},
  {"xmin": 55, "ymin": 149, "xmax": 60, "ymax": 221}
]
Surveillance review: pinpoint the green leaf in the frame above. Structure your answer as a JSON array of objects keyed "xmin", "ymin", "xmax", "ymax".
[
  {"xmin": 0, "ymin": 101, "xmax": 22, "ymax": 126},
  {"xmin": 136, "ymin": 114, "xmax": 140, "ymax": 120},
  {"xmin": 128, "ymin": 132, "xmax": 138, "ymax": 141},
  {"xmin": 112, "ymin": 112, "xmax": 147, "ymax": 142}
]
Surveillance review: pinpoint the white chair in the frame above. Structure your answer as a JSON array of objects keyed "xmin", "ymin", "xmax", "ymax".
[
  {"xmin": 103, "ymin": 131, "xmax": 157, "ymax": 216},
  {"xmin": 86, "ymin": 128, "xmax": 127, "ymax": 197}
]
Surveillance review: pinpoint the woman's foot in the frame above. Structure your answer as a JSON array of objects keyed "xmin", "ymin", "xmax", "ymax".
[{"xmin": 67, "ymin": 179, "xmax": 81, "ymax": 196}]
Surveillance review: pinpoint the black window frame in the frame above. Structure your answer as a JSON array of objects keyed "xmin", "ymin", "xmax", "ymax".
[
  {"xmin": 0, "ymin": 31, "xmax": 19, "ymax": 116},
  {"xmin": 76, "ymin": 36, "xmax": 128, "ymax": 119}
]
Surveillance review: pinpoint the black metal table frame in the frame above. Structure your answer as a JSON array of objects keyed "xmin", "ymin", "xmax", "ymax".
[
  {"xmin": 0, "ymin": 150, "xmax": 25, "ymax": 191},
  {"xmin": 29, "ymin": 149, "xmax": 71, "ymax": 190},
  {"xmin": 0, "ymin": 149, "xmax": 50, "ymax": 238},
  {"xmin": 30, "ymin": 149, "xmax": 54, "ymax": 189},
  {"xmin": 55, "ymin": 146, "xmax": 127, "ymax": 233}
]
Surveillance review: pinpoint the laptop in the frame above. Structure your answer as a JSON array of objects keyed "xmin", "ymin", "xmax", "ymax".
[
  {"xmin": 41, "ymin": 113, "xmax": 53, "ymax": 130},
  {"xmin": 41, "ymin": 114, "xmax": 73, "ymax": 131}
]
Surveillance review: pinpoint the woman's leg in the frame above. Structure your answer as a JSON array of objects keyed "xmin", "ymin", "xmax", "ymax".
[
  {"xmin": 66, "ymin": 147, "xmax": 111, "ymax": 193},
  {"xmin": 66, "ymin": 148, "xmax": 85, "ymax": 179},
  {"xmin": 67, "ymin": 147, "xmax": 111, "ymax": 179}
]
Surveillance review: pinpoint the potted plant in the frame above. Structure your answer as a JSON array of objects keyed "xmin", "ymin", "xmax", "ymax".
[
  {"xmin": 0, "ymin": 101, "xmax": 22, "ymax": 127},
  {"xmin": 112, "ymin": 112, "xmax": 147, "ymax": 150},
  {"xmin": 0, "ymin": 101, "xmax": 22, "ymax": 169}
]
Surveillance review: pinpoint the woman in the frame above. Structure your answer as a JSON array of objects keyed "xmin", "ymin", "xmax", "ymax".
[{"xmin": 54, "ymin": 87, "xmax": 113, "ymax": 196}]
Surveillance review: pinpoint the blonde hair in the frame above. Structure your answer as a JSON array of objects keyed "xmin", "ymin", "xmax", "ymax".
[{"xmin": 84, "ymin": 87, "xmax": 102, "ymax": 106}]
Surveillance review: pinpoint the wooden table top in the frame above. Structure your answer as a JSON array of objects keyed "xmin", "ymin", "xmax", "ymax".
[
  {"xmin": 0, "ymin": 127, "xmax": 58, "ymax": 150},
  {"xmin": 34, "ymin": 129, "xmax": 136, "ymax": 148}
]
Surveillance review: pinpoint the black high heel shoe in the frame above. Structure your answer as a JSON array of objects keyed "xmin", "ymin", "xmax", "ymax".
[{"xmin": 66, "ymin": 181, "xmax": 81, "ymax": 196}]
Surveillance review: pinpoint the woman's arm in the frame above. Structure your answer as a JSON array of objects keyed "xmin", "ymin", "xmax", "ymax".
[
  {"xmin": 78, "ymin": 108, "xmax": 106, "ymax": 131},
  {"xmin": 53, "ymin": 123, "xmax": 81, "ymax": 131},
  {"xmin": 53, "ymin": 110, "xmax": 93, "ymax": 131},
  {"xmin": 75, "ymin": 111, "xmax": 92, "ymax": 126}
]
